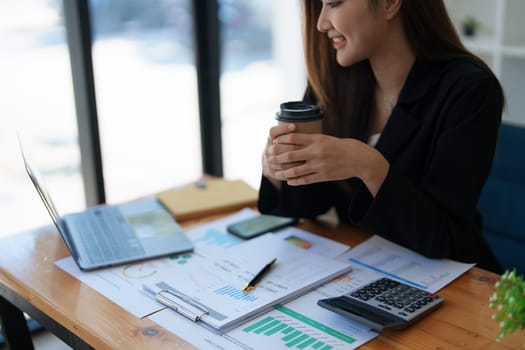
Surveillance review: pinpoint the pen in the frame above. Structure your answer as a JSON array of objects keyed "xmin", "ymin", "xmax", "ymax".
[{"xmin": 242, "ymin": 258, "xmax": 277, "ymax": 292}]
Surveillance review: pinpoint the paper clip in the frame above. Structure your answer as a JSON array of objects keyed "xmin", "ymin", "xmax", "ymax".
[{"xmin": 156, "ymin": 289, "xmax": 209, "ymax": 322}]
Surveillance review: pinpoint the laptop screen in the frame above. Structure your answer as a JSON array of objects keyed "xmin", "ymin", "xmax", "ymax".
[{"xmin": 18, "ymin": 136, "xmax": 69, "ymax": 236}]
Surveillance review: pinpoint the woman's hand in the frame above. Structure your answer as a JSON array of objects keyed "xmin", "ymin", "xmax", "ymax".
[
  {"xmin": 262, "ymin": 123, "xmax": 301, "ymax": 185},
  {"xmin": 269, "ymin": 132, "xmax": 390, "ymax": 197}
]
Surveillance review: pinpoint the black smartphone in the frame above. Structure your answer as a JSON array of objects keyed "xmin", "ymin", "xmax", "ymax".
[{"xmin": 227, "ymin": 214, "xmax": 297, "ymax": 240}]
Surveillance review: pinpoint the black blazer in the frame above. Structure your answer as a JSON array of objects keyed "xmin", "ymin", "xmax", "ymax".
[{"xmin": 258, "ymin": 58, "xmax": 503, "ymax": 273}]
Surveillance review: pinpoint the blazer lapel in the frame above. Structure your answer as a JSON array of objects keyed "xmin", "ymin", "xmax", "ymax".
[
  {"xmin": 374, "ymin": 59, "xmax": 443, "ymax": 160},
  {"xmin": 375, "ymin": 106, "xmax": 420, "ymax": 160}
]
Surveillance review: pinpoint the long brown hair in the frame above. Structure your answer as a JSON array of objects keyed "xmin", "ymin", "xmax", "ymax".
[{"xmin": 302, "ymin": 0, "xmax": 503, "ymax": 139}]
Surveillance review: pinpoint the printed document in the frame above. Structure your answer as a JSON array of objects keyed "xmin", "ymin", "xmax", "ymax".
[
  {"xmin": 55, "ymin": 209, "xmax": 350, "ymax": 319},
  {"xmin": 55, "ymin": 209, "xmax": 255, "ymax": 317},
  {"xmin": 340, "ymin": 235, "xmax": 475, "ymax": 293},
  {"xmin": 149, "ymin": 265, "xmax": 381, "ymax": 350},
  {"xmin": 143, "ymin": 234, "xmax": 352, "ymax": 331}
]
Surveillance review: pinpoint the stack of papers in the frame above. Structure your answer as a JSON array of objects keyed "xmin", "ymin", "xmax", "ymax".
[
  {"xmin": 56, "ymin": 208, "xmax": 475, "ymax": 349},
  {"xmin": 142, "ymin": 234, "xmax": 353, "ymax": 331}
]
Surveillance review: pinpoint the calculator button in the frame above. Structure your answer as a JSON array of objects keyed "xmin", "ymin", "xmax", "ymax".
[{"xmin": 325, "ymin": 277, "xmax": 444, "ymax": 331}]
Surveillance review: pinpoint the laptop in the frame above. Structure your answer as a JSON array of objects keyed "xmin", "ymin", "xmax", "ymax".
[{"xmin": 19, "ymin": 138, "xmax": 193, "ymax": 271}]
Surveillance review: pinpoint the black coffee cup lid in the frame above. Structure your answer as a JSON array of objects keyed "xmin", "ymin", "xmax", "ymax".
[{"xmin": 276, "ymin": 101, "xmax": 323, "ymax": 122}]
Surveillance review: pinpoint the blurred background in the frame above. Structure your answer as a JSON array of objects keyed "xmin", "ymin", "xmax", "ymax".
[
  {"xmin": 1, "ymin": 0, "xmax": 524, "ymax": 239},
  {"xmin": 0, "ymin": 0, "xmax": 305, "ymax": 237}
]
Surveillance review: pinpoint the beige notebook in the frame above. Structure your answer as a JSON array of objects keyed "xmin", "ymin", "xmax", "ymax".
[{"xmin": 157, "ymin": 179, "xmax": 258, "ymax": 220}]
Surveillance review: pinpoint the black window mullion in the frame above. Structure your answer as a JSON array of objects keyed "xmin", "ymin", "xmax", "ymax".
[
  {"xmin": 63, "ymin": 0, "xmax": 223, "ymax": 199},
  {"xmin": 63, "ymin": 0, "xmax": 105, "ymax": 205},
  {"xmin": 193, "ymin": 0, "xmax": 223, "ymax": 177}
]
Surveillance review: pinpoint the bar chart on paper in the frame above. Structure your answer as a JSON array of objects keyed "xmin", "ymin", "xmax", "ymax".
[
  {"xmin": 215, "ymin": 285, "xmax": 258, "ymax": 302},
  {"xmin": 241, "ymin": 305, "xmax": 356, "ymax": 350}
]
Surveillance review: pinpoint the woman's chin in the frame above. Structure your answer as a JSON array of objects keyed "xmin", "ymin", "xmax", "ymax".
[{"xmin": 335, "ymin": 51, "xmax": 365, "ymax": 68}]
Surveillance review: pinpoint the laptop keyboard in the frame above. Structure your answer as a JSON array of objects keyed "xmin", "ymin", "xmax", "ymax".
[{"xmin": 68, "ymin": 207, "xmax": 145, "ymax": 264}]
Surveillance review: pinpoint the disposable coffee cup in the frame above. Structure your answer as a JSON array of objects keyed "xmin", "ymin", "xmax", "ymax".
[{"xmin": 276, "ymin": 101, "xmax": 323, "ymax": 134}]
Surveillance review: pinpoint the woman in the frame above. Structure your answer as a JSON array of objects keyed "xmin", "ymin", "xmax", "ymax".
[{"xmin": 258, "ymin": 0, "xmax": 504, "ymax": 272}]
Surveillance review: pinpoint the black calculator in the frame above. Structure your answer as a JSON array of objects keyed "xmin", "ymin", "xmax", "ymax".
[{"xmin": 317, "ymin": 277, "xmax": 444, "ymax": 331}]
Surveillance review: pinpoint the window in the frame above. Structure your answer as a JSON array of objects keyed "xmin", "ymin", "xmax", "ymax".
[
  {"xmin": 0, "ymin": 0, "xmax": 82, "ymax": 236},
  {"xmin": 88, "ymin": 0, "xmax": 201, "ymax": 203},
  {"xmin": 220, "ymin": 0, "xmax": 306, "ymax": 188},
  {"xmin": 0, "ymin": 0, "xmax": 307, "ymax": 239}
]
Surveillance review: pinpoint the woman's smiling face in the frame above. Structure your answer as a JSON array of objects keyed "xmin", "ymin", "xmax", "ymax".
[{"xmin": 317, "ymin": 0, "xmax": 390, "ymax": 67}]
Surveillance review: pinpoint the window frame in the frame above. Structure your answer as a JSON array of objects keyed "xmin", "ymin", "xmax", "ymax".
[{"xmin": 62, "ymin": 0, "xmax": 224, "ymax": 205}]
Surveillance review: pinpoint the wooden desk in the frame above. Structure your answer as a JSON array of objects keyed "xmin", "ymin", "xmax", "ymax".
[{"xmin": 1, "ymin": 214, "xmax": 523, "ymax": 349}]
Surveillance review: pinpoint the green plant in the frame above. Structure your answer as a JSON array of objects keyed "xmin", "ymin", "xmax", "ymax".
[
  {"xmin": 461, "ymin": 15, "xmax": 480, "ymax": 37},
  {"xmin": 489, "ymin": 269, "xmax": 525, "ymax": 345}
]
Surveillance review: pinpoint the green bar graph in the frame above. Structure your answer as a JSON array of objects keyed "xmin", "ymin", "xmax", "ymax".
[
  {"xmin": 282, "ymin": 327, "xmax": 294, "ymax": 334},
  {"xmin": 243, "ymin": 316, "xmax": 273, "ymax": 333},
  {"xmin": 312, "ymin": 341, "xmax": 325, "ymax": 349},
  {"xmin": 297, "ymin": 337, "xmax": 317, "ymax": 349},
  {"xmin": 255, "ymin": 319, "xmax": 281, "ymax": 334},
  {"xmin": 265, "ymin": 323, "xmax": 288, "ymax": 336},
  {"xmin": 283, "ymin": 330, "xmax": 302, "ymax": 342},
  {"xmin": 286, "ymin": 334, "xmax": 310, "ymax": 347},
  {"xmin": 276, "ymin": 306, "xmax": 356, "ymax": 344},
  {"xmin": 242, "ymin": 305, "xmax": 355, "ymax": 349}
]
